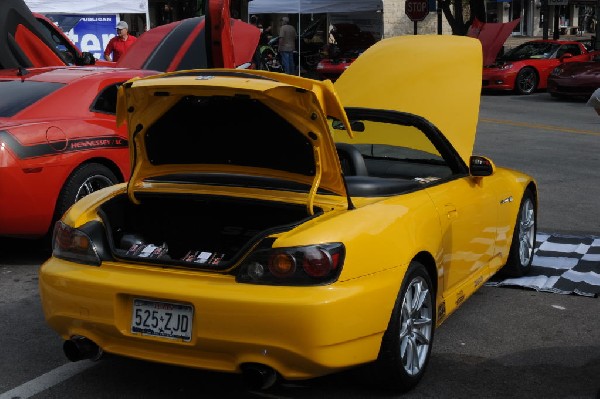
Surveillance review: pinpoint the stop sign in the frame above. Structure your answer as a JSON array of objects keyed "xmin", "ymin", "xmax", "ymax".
[{"xmin": 405, "ymin": 0, "xmax": 429, "ymax": 21}]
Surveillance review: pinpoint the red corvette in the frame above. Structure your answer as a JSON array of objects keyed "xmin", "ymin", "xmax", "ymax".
[
  {"xmin": 482, "ymin": 39, "xmax": 596, "ymax": 95},
  {"xmin": 547, "ymin": 54, "xmax": 600, "ymax": 99},
  {"xmin": 0, "ymin": 67, "xmax": 158, "ymax": 238}
]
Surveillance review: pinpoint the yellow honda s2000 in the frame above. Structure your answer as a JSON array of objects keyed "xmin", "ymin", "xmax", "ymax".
[{"xmin": 39, "ymin": 35, "xmax": 537, "ymax": 392}]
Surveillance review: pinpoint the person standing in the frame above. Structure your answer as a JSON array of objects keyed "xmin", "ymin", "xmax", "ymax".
[
  {"xmin": 160, "ymin": 3, "xmax": 174, "ymax": 25},
  {"xmin": 104, "ymin": 21, "xmax": 137, "ymax": 62},
  {"xmin": 278, "ymin": 16, "xmax": 297, "ymax": 75}
]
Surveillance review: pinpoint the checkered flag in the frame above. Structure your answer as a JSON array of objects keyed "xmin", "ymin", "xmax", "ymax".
[{"xmin": 487, "ymin": 233, "xmax": 600, "ymax": 297}]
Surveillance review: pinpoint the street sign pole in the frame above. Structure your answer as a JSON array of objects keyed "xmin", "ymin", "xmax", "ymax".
[
  {"xmin": 596, "ymin": 0, "xmax": 600, "ymax": 50},
  {"xmin": 405, "ymin": 0, "xmax": 429, "ymax": 31},
  {"xmin": 437, "ymin": 0, "xmax": 442, "ymax": 34}
]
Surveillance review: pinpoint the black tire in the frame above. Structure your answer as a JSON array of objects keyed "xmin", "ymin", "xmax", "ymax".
[
  {"xmin": 372, "ymin": 261, "xmax": 435, "ymax": 392},
  {"xmin": 501, "ymin": 189, "xmax": 536, "ymax": 277},
  {"xmin": 54, "ymin": 163, "xmax": 119, "ymax": 222},
  {"xmin": 515, "ymin": 67, "xmax": 538, "ymax": 95}
]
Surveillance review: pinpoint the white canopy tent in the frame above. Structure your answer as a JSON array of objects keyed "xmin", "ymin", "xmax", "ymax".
[
  {"xmin": 249, "ymin": 0, "xmax": 383, "ymax": 14},
  {"xmin": 24, "ymin": 0, "xmax": 150, "ymax": 30}
]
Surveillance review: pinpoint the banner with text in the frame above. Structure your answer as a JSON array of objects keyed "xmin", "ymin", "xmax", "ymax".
[{"xmin": 45, "ymin": 14, "xmax": 117, "ymax": 60}]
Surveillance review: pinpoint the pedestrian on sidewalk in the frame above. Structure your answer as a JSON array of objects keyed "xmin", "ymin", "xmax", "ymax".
[{"xmin": 278, "ymin": 16, "xmax": 297, "ymax": 75}]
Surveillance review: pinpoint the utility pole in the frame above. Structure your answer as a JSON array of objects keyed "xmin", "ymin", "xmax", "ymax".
[
  {"xmin": 553, "ymin": 5, "xmax": 560, "ymax": 39},
  {"xmin": 542, "ymin": 0, "xmax": 549, "ymax": 39},
  {"xmin": 596, "ymin": 0, "xmax": 600, "ymax": 50}
]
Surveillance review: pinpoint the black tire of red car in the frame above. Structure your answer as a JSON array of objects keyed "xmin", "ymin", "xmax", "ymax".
[
  {"xmin": 500, "ymin": 189, "xmax": 537, "ymax": 277},
  {"xmin": 371, "ymin": 261, "xmax": 435, "ymax": 392},
  {"xmin": 515, "ymin": 67, "xmax": 538, "ymax": 95},
  {"xmin": 54, "ymin": 163, "xmax": 119, "ymax": 227}
]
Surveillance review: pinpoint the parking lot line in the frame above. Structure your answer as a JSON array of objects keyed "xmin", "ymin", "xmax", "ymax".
[{"xmin": 0, "ymin": 361, "xmax": 95, "ymax": 399}]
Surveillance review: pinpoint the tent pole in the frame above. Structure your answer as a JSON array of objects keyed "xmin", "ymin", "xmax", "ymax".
[
  {"xmin": 146, "ymin": 6, "xmax": 150, "ymax": 32},
  {"xmin": 298, "ymin": 14, "xmax": 301, "ymax": 76}
]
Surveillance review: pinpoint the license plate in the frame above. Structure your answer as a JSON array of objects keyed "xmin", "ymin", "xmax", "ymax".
[{"xmin": 131, "ymin": 298, "xmax": 193, "ymax": 341}]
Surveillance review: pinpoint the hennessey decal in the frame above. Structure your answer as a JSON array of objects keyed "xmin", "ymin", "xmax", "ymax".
[{"xmin": 0, "ymin": 131, "xmax": 128, "ymax": 159}]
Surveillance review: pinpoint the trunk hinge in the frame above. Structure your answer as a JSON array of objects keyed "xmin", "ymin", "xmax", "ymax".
[{"xmin": 307, "ymin": 146, "xmax": 322, "ymax": 216}]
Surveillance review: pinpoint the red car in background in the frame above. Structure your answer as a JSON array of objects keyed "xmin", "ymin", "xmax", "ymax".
[
  {"xmin": 3, "ymin": 0, "xmax": 259, "ymax": 72},
  {"xmin": 547, "ymin": 53, "xmax": 600, "ymax": 99},
  {"xmin": 0, "ymin": 0, "xmax": 259, "ymax": 239},
  {"xmin": 0, "ymin": 67, "xmax": 158, "ymax": 239},
  {"xmin": 482, "ymin": 39, "xmax": 597, "ymax": 95},
  {"xmin": 316, "ymin": 23, "xmax": 377, "ymax": 81}
]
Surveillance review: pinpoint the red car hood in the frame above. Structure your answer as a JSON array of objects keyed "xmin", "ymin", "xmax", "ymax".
[
  {"xmin": 556, "ymin": 60, "xmax": 600, "ymax": 76},
  {"xmin": 467, "ymin": 18, "xmax": 521, "ymax": 66}
]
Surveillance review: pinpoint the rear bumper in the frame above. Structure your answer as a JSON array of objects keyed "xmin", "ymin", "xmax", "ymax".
[{"xmin": 39, "ymin": 258, "xmax": 401, "ymax": 379}]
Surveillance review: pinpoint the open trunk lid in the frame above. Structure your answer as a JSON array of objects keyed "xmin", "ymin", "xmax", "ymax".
[{"xmin": 117, "ymin": 70, "xmax": 353, "ymax": 213}]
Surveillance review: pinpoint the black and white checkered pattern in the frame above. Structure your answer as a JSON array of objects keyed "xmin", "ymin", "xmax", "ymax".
[{"xmin": 486, "ymin": 232, "xmax": 600, "ymax": 297}]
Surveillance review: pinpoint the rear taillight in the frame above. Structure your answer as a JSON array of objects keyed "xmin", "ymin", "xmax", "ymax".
[
  {"xmin": 237, "ymin": 243, "xmax": 345, "ymax": 286},
  {"xmin": 52, "ymin": 221, "xmax": 101, "ymax": 266}
]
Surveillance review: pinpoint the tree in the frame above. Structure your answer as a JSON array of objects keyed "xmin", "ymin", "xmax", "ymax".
[{"xmin": 438, "ymin": 0, "xmax": 486, "ymax": 35}]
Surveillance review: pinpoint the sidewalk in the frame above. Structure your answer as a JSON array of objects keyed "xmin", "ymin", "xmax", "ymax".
[{"xmin": 504, "ymin": 32, "xmax": 594, "ymax": 49}]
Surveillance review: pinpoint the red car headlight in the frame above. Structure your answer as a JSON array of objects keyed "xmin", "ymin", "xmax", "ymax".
[
  {"xmin": 237, "ymin": 243, "xmax": 345, "ymax": 286},
  {"xmin": 499, "ymin": 63, "xmax": 514, "ymax": 71}
]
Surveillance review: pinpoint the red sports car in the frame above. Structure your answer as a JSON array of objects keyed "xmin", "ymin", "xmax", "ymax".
[
  {"xmin": 316, "ymin": 23, "xmax": 376, "ymax": 81},
  {"xmin": 3, "ymin": 0, "xmax": 259, "ymax": 72},
  {"xmin": 116, "ymin": 16, "xmax": 259, "ymax": 71},
  {"xmin": 0, "ymin": 0, "xmax": 260, "ymax": 239},
  {"xmin": 482, "ymin": 40, "xmax": 596, "ymax": 95},
  {"xmin": 547, "ymin": 54, "xmax": 600, "ymax": 99},
  {"xmin": 0, "ymin": 67, "xmax": 158, "ymax": 239}
]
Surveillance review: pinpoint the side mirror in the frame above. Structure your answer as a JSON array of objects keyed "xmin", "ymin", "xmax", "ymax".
[
  {"xmin": 75, "ymin": 52, "xmax": 96, "ymax": 66},
  {"xmin": 331, "ymin": 120, "xmax": 365, "ymax": 132},
  {"xmin": 470, "ymin": 155, "xmax": 494, "ymax": 177},
  {"xmin": 559, "ymin": 52, "xmax": 573, "ymax": 61}
]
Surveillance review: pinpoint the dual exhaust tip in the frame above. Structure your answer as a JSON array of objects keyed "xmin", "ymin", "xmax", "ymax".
[{"xmin": 63, "ymin": 337, "xmax": 279, "ymax": 390}]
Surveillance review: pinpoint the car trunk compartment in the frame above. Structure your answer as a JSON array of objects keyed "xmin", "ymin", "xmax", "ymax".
[{"xmin": 99, "ymin": 193, "xmax": 321, "ymax": 270}]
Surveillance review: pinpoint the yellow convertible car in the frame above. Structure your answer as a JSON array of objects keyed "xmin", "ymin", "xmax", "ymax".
[{"xmin": 39, "ymin": 35, "xmax": 537, "ymax": 392}]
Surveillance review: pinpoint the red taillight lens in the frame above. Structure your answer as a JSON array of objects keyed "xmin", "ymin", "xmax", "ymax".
[{"xmin": 302, "ymin": 247, "xmax": 333, "ymax": 277}]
